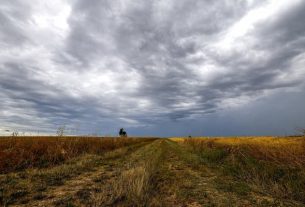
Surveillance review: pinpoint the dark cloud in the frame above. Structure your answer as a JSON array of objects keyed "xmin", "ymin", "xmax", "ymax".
[{"xmin": 0, "ymin": 0, "xmax": 305, "ymax": 135}]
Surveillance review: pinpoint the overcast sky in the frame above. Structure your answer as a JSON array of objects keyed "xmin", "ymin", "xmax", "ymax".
[{"xmin": 1, "ymin": 0, "xmax": 305, "ymax": 136}]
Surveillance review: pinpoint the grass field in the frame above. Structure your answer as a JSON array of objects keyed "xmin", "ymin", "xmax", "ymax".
[{"xmin": 0, "ymin": 136, "xmax": 305, "ymax": 206}]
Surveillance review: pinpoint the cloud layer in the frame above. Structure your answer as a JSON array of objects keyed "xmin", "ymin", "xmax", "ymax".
[{"xmin": 1, "ymin": 0, "xmax": 305, "ymax": 135}]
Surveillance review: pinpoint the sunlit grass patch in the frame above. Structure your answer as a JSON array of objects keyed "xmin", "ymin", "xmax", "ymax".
[{"xmin": 169, "ymin": 137, "xmax": 185, "ymax": 142}]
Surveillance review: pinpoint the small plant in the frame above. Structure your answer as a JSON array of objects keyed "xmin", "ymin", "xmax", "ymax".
[
  {"xmin": 56, "ymin": 125, "xmax": 66, "ymax": 137},
  {"xmin": 11, "ymin": 131, "xmax": 18, "ymax": 137}
]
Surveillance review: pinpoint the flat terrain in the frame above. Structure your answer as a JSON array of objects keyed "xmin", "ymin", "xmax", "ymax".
[{"xmin": 1, "ymin": 137, "xmax": 305, "ymax": 206}]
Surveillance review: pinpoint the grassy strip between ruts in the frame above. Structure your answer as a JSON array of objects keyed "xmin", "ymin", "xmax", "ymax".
[{"xmin": 88, "ymin": 139, "xmax": 165, "ymax": 206}]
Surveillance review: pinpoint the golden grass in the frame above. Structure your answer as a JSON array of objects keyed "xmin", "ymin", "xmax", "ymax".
[
  {"xmin": 169, "ymin": 137, "xmax": 185, "ymax": 142},
  {"xmin": 183, "ymin": 136, "xmax": 305, "ymax": 166}
]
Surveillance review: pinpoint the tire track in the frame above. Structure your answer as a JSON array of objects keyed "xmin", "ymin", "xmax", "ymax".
[{"xmin": 12, "ymin": 140, "xmax": 155, "ymax": 207}]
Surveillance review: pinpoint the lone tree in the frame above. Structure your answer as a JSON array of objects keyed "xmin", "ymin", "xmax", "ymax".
[{"xmin": 119, "ymin": 128, "xmax": 127, "ymax": 137}]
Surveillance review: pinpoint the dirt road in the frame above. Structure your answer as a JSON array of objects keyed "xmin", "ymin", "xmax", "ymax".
[{"xmin": 8, "ymin": 139, "xmax": 304, "ymax": 207}]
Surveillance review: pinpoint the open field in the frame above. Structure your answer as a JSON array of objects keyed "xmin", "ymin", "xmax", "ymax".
[
  {"xmin": 0, "ymin": 136, "xmax": 305, "ymax": 206},
  {"xmin": 0, "ymin": 136, "xmax": 154, "ymax": 174}
]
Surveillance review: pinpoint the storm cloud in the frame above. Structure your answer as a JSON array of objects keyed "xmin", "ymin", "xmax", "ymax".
[{"xmin": 0, "ymin": 0, "xmax": 305, "ymax": 135}]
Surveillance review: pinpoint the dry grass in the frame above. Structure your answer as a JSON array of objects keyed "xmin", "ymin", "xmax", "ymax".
[
  {"xmin": 114, "ymin": 142, "xmax": 163, "ymax": 206},
  {"xmin": 169, "ymin": 137, "xmax": 185, "ymax": 142},
  {"xmin": 183, "ymin": 137, "xmax": 305, "ymax": 203},
  {"xmin": 0, "ymin": 140, "xmax": 154, "ymax": 206},
  {"xmin": 185, "ymin": 137, "xmax": 305, "ymax": 166},
  {"xmin": 91, "ymin": 140, "xmax": 164, "ymax": 206},
  {"xmin": 113, "ymin": 166, "xmax": 149, "ymax": 203},
  {"xmin": 0, "ymin": 136, "xmax": 152, "ymax": 173}
]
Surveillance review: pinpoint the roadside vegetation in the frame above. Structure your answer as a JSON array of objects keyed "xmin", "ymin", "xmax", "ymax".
[
  {"xmin": 0, "ymin": 136, "xmax": 154, "ymax": 174},
  {"xmin": 184, "ymin": 137, "xmax": 305, "ymax": 204}
]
